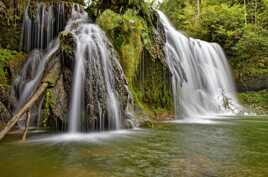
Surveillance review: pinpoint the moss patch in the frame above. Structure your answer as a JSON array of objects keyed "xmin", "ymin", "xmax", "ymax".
[
  {"xmin": 0, "ymin": 48, "xmax": 25, "ymax": 85},
  {"xmin": 96, "ymin": 5, "xmax": 173, "ymax": 117},
  {"xmin": 97, "ymin": 9, "xmax": 145, "ymax": 82}
]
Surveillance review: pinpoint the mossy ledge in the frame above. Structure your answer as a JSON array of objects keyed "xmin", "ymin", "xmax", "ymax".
[{"xmin": 94, "ymin": 0, "xmax": 174, "ymax": 120}]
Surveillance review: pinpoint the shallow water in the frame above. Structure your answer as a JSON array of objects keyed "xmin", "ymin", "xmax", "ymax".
[{"xmin": 1, "ymin": 117, "xmax": 268, "ymax": 177}]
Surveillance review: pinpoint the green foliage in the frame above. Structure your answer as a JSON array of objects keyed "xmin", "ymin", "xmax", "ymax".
[
  {"xmin": 132, "ymin": 53, "xmax": 173, "ymax": 113},
  {"xmin": 238, "ymin": 90, "xmax": 268, "ymax": 114},
  {"xmin": 96, "ymin": 2, "xmax": 173, "ymax": 115},
  {"xmin": 0, "ymin": 49, "xmax": 19, "ymax": 62},
  {"xmin": 60, "ymin": 31, "xmax": 75, "ymax": 59},
  {"xmin": 230, "ymin": 25, "xmax": 268, "ymax": 82},
  {"xmin": 0, "ymin": 49, "xmax": 24, "ymax": 84},
  {"xmin": 162, "ymin": 1, "xmax": 244, "ymax": 55},
  {"xmin": 198, "ymin": 4, "xmax": 244, "ymax": 53},
  {"xmin": 97, "ymin": 9, "xmax": 145, "ymax": 82},
  {"xmin": 42, "ymin": 90, "xmax": 57, "ymax": 128}
]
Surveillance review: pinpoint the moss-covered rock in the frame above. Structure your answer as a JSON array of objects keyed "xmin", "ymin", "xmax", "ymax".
[
  {"xmin": 0, "ymin": 101, "xmax": 11, "ymax": 128},
  {"xmin": 96, "ymin": 1, "xmax": 173, "ymax": 117},
  {"xmin": 59, "ymin": 31, "xmax": 76, "ymax": 103},
  {"xmin": 0, "ymin": 49, "xmax": 25, "ymax": 85},
  {"xmin": 139, "ymin": 119, "xmax": 153, "ymax": 128},
  {"xmin": 97, "ymin": 9, "xmax": 144, "ymax": 82},
  {"xmin": 0, "ymin": 84, "xmax": 13, "ymax": 109},
  {"xmin": 41, "ymin": 75, "xmax": 68, "ymax": 130}
]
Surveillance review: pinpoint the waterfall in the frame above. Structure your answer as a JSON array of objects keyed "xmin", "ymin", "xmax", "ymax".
[
  {"xmin": 14, "ymin": 3, "xmax": 129, "ymax": 132},
  {"xmin": 14, "ymin": 4, "xmax": 85, "ymax": 113},
  {"xmin": 13, "ymin": 4, "xmax": 84, "ymax": 128},
  {"xmin": 13, "ymin": 42, "xmax": 59, "ymax": 110},
  {"xmin": 63, "ymin": 5, "xmax": 125, "ymax": 132},
  {"xmin": 157, "ymin": 11, "xmax": 242, "ymax": 118},
  {"xmin": 69, "ymin": 23, "xmax": 121, "ymax": 132},
  {"xmin": 20, "ymin": 1, "xmax": 66, "ymax": 52},
  {"xmin": 68, "ymin": 23, "xmax": 123, "ymax": 132}
]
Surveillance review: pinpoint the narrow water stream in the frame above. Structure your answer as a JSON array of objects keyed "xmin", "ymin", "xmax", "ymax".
[{"xmin": 1, "ymin": 117, "xmax": 268, "ymax": 177}]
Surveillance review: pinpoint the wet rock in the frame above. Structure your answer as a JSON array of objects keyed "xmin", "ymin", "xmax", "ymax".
[
  {"xmin": 0, "ymin": 84, "xmax": 10, "ymax": 107},
  {"xmin": 41, "ymin": 74, "xmax": 69, "ymax": 130},
  {"xmin": 82, "ymin": 38, "xmax": 131, "ymax": 131},
  {"xmin": 0, "ymin": 101, "xmax": 11, "ymax": 125},
  {"xmin": 49, "ymin": 75, "xmax": 68, "ymax": 122},
  {"xmin": 0, "ymin": 84, "xmax": 17, "ymax": 112},
  {"xmin": 123, "ymin": 118, "xmax": 135, "ymax": 129},
  {"xmin": 237, "ymin": 76, "xmax": 268, "ymax": 92},
  {"xmin": 139, "ymin": 119, "xmax": 153, "ymax": 128},
  {"xmin": 60, "ymin": 31, "xmax": 76, "ymax": 102},
  {"xmin": 0, "ymin": 1, "xmax": 6, "ymax": 14},
  {"xmin": 96, "ymin": 4, "xmax": 173, "ymax": 118}
]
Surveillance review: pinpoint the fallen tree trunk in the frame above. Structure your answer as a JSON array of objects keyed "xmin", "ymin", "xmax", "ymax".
[
  {"xmin": 0, "ymin": 83, "xmax": 48, "ymax": 141},
  {"xmin": 0, "ymin": 62, "xmax": 60, "ymax": 141}
]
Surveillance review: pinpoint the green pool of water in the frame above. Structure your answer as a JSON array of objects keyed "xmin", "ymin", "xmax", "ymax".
[{"xmin": 0, "ymin": 117, "xmax": 268, "ymax": 177}]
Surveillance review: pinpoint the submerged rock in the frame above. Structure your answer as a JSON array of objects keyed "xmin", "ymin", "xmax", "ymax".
[{"xmin": 139, "ymin": 119, "xmax": 153, "ymax": 128}]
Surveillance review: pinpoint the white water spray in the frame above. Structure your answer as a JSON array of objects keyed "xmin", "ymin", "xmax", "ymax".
[
  {"xmin": 16, "ymin": 4, "xmax": 125, "ymax": 132},
  {"xmin": 158, "ymin": 11, "xmax": 242, "ymax": 118},
  {"xmin": 68, "ymin": 22, "xmax": 122, "ymax": 132}
]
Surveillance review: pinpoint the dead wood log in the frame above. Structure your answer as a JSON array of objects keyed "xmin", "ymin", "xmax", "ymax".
[{"xmin": 0, "ymin": 62, "xmax": 60, "ymax": 141}]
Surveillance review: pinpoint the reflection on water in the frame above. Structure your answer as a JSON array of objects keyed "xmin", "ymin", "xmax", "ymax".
[
  {"xmin": 29, "ymin": 129, "xmax": 143, "ymax": 143},
  {"xmin": 0, "ymin": 117, "xmax": 268, "ymax": 177}
]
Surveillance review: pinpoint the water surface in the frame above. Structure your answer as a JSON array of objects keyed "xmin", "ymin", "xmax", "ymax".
[{"xmin": 1, "ymin": 117, "xmax": 268, "ymax": 177}]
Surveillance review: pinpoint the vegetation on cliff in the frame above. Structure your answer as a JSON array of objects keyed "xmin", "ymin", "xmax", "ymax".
[
  {"xmin": 0, "ymin": 49, "xmax": 25, "ymax": 85},
  {"xmin": 93, "ymin": 0, "xmax": 173, "ymax": 117}
]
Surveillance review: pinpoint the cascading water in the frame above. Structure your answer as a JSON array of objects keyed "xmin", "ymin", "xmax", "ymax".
[
  {"xmin": 14, "ymin": 3, "xmax": 130, "ymax": 132},
  {"xmin": 13, "ymin": 3, "xmax": 82, "ymax": 127},
  {"xmin": 13, "ymin": 3, "xmax": 84, "ymax": 113},
  {"xmin": 13, "ymin": 41, "xmax": 59, "ymax": 110},
  {"xmin": 157, "ymin": 11, "xmax": 242, "ymax": 118},
  {"xmin": 20, "ymin": 1, "xmax": 66, "ymax": 52},
  {"xmin": 68, "ymin": 23, "xmax": 123, "ymax": 132},
  {"xmin": 66, "ymin": 11, "xmax": 127, "ymax": 131}
]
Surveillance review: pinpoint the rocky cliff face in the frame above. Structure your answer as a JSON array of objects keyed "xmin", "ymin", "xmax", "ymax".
[{"xmin": 0, "ymin": 49, "xmax": 26, "ymax": 128}]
